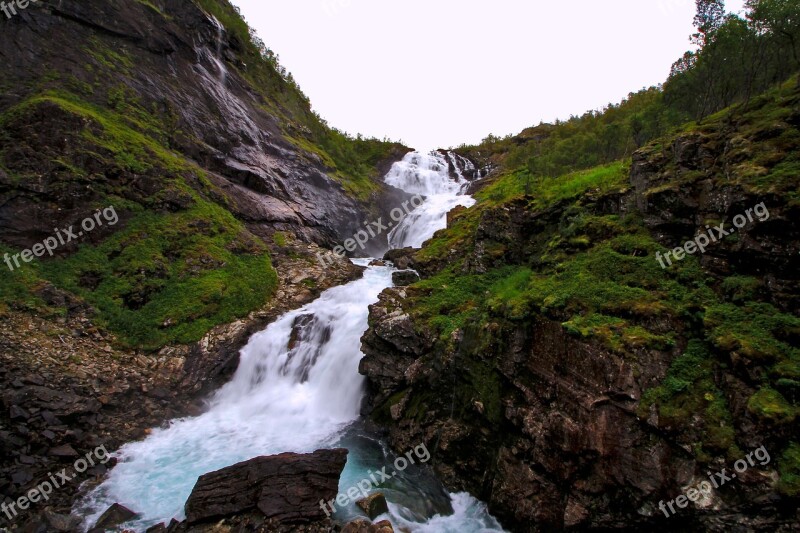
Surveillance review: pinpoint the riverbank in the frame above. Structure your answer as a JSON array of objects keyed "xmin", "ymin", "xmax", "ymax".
[{"xmin": 0, "ymin": 240, "xmax": 361, "ymax": 531}]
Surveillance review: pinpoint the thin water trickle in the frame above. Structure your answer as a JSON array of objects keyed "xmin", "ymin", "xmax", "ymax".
[{"xmin": 75, "ymin": 152, "xmax": 505, "ymax": 532}]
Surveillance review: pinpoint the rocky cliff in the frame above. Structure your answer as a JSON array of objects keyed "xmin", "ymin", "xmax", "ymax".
[
  {"xmin": 0, "ymin": 0, "xmax": 408, "ymax": 526},
  {"xmin": 360, "ymin": 82, "xmax": 800, "ymax": 531}
]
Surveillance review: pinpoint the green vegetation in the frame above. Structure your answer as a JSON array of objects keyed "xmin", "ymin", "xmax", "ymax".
[
  {"xmin": 457, "ymin": 0, "xmax": 800, "ymax": 192},
  {"xmin": 639, "ymin": 341, "xmax": 736, "ymax": 457},
  {"xmin": 0, "ymin": 0, "xmax": 409, "ymax": 350},
  {"xmin": 747, "ymin": 387, "xmax": 798, "ymax": 425},
  {"xmin": 39, "ymin": 205, "xmax": 277, "ymax": 350},
  {"xmin": 779, "ymin": 442, "xmax": 800, "ymax": 496},
  {"xmin": 0, "ymin": 91, "xmax": 277, "ymax": 350},
  {"xmin": 403, "ymin": 0, "xmax": 800, "ymax": 468}
]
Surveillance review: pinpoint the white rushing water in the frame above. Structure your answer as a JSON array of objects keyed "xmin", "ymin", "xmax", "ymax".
[
  {"xmin": 386, "ymin": 151, "xmax": 476, "ymax": 248},
  {"xmin": 76, "ymin": 151, "xmax": 505, "ymax": 532}
]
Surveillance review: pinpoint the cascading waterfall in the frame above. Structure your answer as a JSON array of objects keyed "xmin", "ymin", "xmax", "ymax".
[
  {"xmin": 75, "ymin": 151, "xmax": 505, "ymax": 533},
  {"xmin": 386, "ymin": 151, "xmax": 476, "ymax": 248}
]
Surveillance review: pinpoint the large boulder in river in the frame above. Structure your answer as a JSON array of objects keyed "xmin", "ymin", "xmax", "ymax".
[
  {"xmin": 383, "ymin": 248, "xmax": 417, "ymax": 270},
  {"xmin": 184, "ymin": 449, "xmax": 348, "ymax": 526}
]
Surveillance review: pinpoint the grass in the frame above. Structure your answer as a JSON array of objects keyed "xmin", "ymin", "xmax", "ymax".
[
  {"xmin": 0, "ymin": 91, "xmax": 277, "ymax": 350},
  {"xmin": 476, "ymin": 161, "xmax": 628, "ymax": 208},
  {"xmin": 39, "ymin": 205, "xmax": 277, "ymax": 350}
]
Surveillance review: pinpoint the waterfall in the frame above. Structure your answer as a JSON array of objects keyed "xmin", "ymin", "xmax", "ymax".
[
  {"xmin": 208, "ymin": 15, "xmax": 228, "ymax": 85},
  {"xmin": 386, "ymin": 151, "xmax": 476, "ymax": 249},
  {"xmin": 75, "ymin": 153, "xmax": 504, "ymax": 533}
]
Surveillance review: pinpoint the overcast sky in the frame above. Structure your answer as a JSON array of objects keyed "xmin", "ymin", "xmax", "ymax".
[{"xmin": 231, "ymin": 0, "xmax": 746, "ymax": 150}]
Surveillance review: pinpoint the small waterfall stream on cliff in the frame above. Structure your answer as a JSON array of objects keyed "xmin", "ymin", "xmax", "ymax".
[{"xmin": 76, "ymin": 151, "xmax": 505, "ymax": 532}]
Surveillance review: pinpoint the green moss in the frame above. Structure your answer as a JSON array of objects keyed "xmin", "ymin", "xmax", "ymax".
[
  {"xmin": 39, "ymin": 204, "xmax": 277, "ymax": 350},
  {"xmin": 747, "ymin": 387, "xmax": 797, "ymax": 425},
  {"xmin": 639, "ymin": 340, "xmax": 736, "ymax": 455},
  {"xmin": 778, "ymin": 442, "xmax": 800, "ymax": 496},
  {"xmin": 0, "ymin": 245, "xmax": 49, "ymax": 315},
  {"xmin": 84, "ymin": 36, "xmax": 134, "ymax": 73},
  {"xmin": 460, "ymin": 355, "xmax": 503, "ymax": 425},
  {"xmin": 476, "ymin": 161, "xmax": 628, "ymax": 208},
  {"xmin": 272, "ymin": 231, "xmax": 288, "ymax": 247},
  {"xmin": 704, "ymin": 302, "xmax": 800, "ymax": 361},
  {"xmin": 0, "ymin": 92, "xmax": 277, "ymax": 351}
]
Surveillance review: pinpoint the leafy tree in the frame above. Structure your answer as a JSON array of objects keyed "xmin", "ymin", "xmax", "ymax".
[{"xmin": 693, "ymin": 0, "xmax": 727, "ymax": 46}]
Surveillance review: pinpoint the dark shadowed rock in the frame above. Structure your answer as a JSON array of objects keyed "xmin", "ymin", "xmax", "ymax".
[
  {"xmin": 184, "ymin": 449, "xmax": 348, "ymax": 525},
  {"xmin": 49, "ymin": 444, "xmax": 79, "ymax": 457},
  {"xmin": 383, "ymin": 248, "xmax": 416, "ymax": 270},
  {"xmin": 43, "ymin": 510, "xmax": 82, "ymax": 532},
  {"xmin": 93, "ymin": 503, "xmax": 138, "ymax": 530},
  {"xmin": 391, "ymin": 270, "xmax": 419, "ymax": 287}
]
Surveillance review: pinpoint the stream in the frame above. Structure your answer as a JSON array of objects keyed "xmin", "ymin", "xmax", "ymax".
[{"xmin": 76, "ymin": 151, "xmax": 504, "ymax": 532}]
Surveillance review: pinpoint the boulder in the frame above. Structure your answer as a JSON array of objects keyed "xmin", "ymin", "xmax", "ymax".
[
  {"xmin": 356, "ymin": 493, "xmax": 389, "ymax": 519},
  {"xmin": 43, "ymin": 511, "xmax": 82, "ymax": 532},
  {"xmin": 343, "ymin": 518, "xmax": 394, "ymax": 533},
  {"xmin": 383, "ymin": 248, "xmax": 416, "ymax": 270},
  {"xmin": 391, "ymin": 270, "xmax": 419, "ymax": 287},
  {"xmin": 93, "ymin": 503, "xmax": 138, "ymax": 530},
  {"xmin": 184, "ymin": 449, "xmax": 347, "ymax": 525}
]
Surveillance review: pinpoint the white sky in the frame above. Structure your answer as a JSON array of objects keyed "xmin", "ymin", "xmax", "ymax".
[{"xmin": 232, "ymin": 0, "xmax": 746, "ymax": 150}]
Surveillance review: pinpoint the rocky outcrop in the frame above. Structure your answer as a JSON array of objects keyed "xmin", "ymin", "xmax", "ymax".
[
  {"xmin": 359, "ymin": 115, "xmax": 800, "ymax": 531},
  {"xmin": 183, "ymin": 449, "xmax": 347, "ymax": 526},
  {"xmin": 91, "ymin": 503, "xmax": 138, "ymax": 531}
]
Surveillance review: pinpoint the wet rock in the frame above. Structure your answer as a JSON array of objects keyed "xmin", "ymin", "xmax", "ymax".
[
  {"xmin": 184, "ymin": 449, "xmax": 347, "ymax": 525},
  {"xmin": 9, "ymin": 404, "xmax": 29, "ymax": 420},
  {"xmin": 356, "ymin": 493, "xmax": 389, "ymax": 519},
  {"xmin": 391, "ymin": 270, "xmax": 419, "ymax": 287},
  {"xmin": 43, "ymin": 510, "xmax": 82, "ymax": 532},
  {"xmin": 93, "ymin": 502, "xmax": 138, "ymax": 530},
  {"xmin": 342, "ymin": 518, "xmax": 394, "ymax": 533},
  {"xmin": 49, "ymin": 444, "xmax": 79, "ymax": 457},
  {"xmin": 11, "ymin": 467, "xmax": 33, "ymax": 485},
  {"xmin": 383, "ymin": 248, "xmax": 416, "ymax": 270}
]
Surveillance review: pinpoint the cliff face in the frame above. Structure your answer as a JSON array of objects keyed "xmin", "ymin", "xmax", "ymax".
[
  {"xmin": 0, "ymin": 0, "xmax": 412, "ymax": 351},
  {"xmin": 360, "ymin": 83, "xmax": 800, "ymax": 531},
  {"xmin": 0, "ymin": 0, "xmax": 408, "ymax": 251},
  {"xmin": 0, "ymin": 0, "xmax": 407, "ymax": 523}
]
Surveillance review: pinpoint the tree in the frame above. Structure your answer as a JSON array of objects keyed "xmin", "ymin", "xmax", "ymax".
[
  {"xmin": 693, "ymin": 0, "xmax": 727, "ymax": 46},
  {"xmin": 746, "ymin": 0, "xmax": 800, "ymax": 80}
]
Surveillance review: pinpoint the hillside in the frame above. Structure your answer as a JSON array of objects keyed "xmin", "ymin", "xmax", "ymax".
[
  {"xmin": 0, "ymin": 0, "xmax": 409, "ymax": 350},
  {"xmin": 360, "ymin": 76, "xmax": 800, "ymax": 531}
]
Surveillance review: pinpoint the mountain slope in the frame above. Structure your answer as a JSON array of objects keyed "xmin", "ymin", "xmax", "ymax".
[
  {"xmin": 360, "ymin": 79, "xmax": 800, "ymax": 531},
  {"xmin": 0, "ymin": 0, "xmax": 408, "ymax": 350}
]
